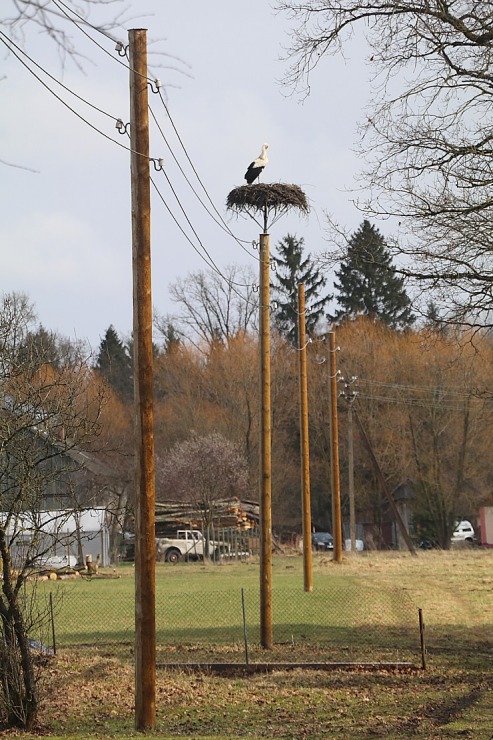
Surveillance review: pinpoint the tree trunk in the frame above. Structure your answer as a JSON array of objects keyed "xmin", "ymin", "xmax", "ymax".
[{"xmin": 0, "ymin": 528, "xmax": 38, "ymax": 730}]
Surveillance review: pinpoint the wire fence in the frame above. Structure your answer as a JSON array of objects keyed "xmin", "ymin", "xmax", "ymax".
[{"xmin": 32, "ymin": 577, "xmax": 422, "ymax": 666}]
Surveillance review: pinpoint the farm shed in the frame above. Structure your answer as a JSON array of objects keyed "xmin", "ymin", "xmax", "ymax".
[{"xmin": 4, "ymin": 508, "xmax": 111, "ymax": 568}]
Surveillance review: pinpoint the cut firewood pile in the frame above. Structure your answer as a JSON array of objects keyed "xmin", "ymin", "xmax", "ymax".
[
  {"xmin": 31, "ymin": 554, "xmax": 120, "ymax": 581},
  {"xmin": 154, "ymin": 498, "xmax": 260, "ymax": 536}
]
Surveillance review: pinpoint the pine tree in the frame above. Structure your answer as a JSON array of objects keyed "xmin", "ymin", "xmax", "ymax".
[
  {"xmin": 16, "ymin": 324, "xmax": 60, "ymax": 368},
  {"xmin": 333, "ymin": 220, "xmax": 415, "ymax": 328},
  {"xmin": 95, "ymin": 326, "xmax": 133, "ymax": 401},
  {"xmin": 271, "ymin": 234, "xmax": 331, "ymax": 345}
]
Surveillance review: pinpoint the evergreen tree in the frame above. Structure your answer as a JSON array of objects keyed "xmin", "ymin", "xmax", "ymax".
[
  {"xmin": 163, "ymin": 323, "xmax": 181, "ymax": 353},
  {"xmin": 271, "ymin": 234, "xmax": 331, "ymax": 345},
  {"xmin": 95, "ymin": 325, "xmax": 133, "ymax": 401},
  {"xmin": 16, "ymin": 324, "xmax": 60, "ymax": 368},
  {"xmin": 332, "ymin": 220, "xmax": 415, "ymax": 328}
]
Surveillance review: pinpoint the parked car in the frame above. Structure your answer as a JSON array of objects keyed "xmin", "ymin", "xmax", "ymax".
[
  {"xmin": 451, "ymin": 520, "xmax": 476, "ymax": 545},
  {"xmin": 311, "ymin": 532, "xmax": 334, "ymax": 551}
]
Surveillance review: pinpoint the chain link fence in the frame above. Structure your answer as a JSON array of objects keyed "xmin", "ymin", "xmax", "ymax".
[{"xmin": 32, "ymin": 575, "xmax": 422, "ymax": 666}]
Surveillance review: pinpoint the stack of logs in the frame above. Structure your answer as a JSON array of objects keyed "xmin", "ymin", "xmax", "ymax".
[{"xmin": 34, "ymin": 553, "xmax": 102, "ymax": 581}]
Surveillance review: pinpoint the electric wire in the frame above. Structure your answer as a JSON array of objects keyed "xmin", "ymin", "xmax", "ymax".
[
  {"xmin": 150, "ymin": 175, "xmax": 217, "ymax": 271},
  {"xmin": 354, "ymin": 391, "xmax": 486, "ymax": 412},
  {"xmin": 50, "ymin": 0, "xmax": 150, "ymax": 81},
  {"xmin": 156, "ymin": 89, "xmax": 255, "ymax": 251},
  {"xmin": 52, "ymin": 0, "xmax": 120, "ymax": 44},
  {"xmin": 151, "ymin": 174, "xmax": 259, "ymax": 311},
  {"xmin": 356, "ymin": 377, "xmax": 486, "ymax": 399},
  {"xmin": 52, "ymin": 0, "xmax": 190, "ymax": 84},
  {"xmin": 0, "ymin": 32, "xmax": 153, "ymax": 161},
  {"xmin": 156, "ymin": 168, "xmax": 256, "ymax": 289},
  {"xmin": 13, "ymin": 4, "xmax": 261, "ymax": 314},
  {"xmin": 339, "ymin": 372, "xmax": 492, "ymax": 410},
  {"xmin": 50, "ymin": 0, "xmax": 259, "ymax": 276},
  {"xmin": 0, "ymin": 30, "xmax": 117, "ymax": 122},
  {"xmin": 3, "ymin": 34, "xmax": 258, "ymax": 309},
  {"xmin": 148, "ymin": 104, "xmax": 256, "ymax": 259},
  {"xmin": 158, "ymin": 169, "xmax": 225, "ymax": 274}
]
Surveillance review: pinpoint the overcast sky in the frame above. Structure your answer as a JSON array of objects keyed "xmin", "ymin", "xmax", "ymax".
[{"xmin": 1, "ymin": 1, "xmax": 373, "ymax": 351}]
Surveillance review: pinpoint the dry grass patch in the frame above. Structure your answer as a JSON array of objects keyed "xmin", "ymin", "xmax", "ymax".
[{"xmin": 1, "ymin": 551, "xmax": 492, "ymax": 738}]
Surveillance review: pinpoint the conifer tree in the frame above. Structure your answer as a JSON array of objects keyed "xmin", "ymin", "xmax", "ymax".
[
  {"xmin": 95, "ymin": 325, "xmax": 133, "ymax": 401},
  {"xmin": 333, "ymin": 220, "xmax": 415, "ymax": 328},
  {"xmin": 271, "ymin": 234, "xmax": 331, "ymax": 345}
]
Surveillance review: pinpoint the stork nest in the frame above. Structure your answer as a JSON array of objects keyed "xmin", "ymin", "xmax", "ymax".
[{"xmin": 226, "ymin": 183, "xmax": 309, "ymax": 216}]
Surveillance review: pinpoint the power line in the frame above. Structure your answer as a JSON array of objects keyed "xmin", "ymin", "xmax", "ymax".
[
  {"xmin": 52, "ymin": 0, "xmax": 192, "ymax": 83},
  {"xmin": 0, "ymin": 31, "xmax": 157, "ymax": 161},
  {"xmin": 7, "ymin": 9, "xmax": 259, "ymax": 313},
  {"xmin": 50, "ymin": 1, "xmax": 259, "ymax": 274},
  {"xmin": 357, "ymin": 376, "xmax": 487, "ymax": 399},
  {"xmin": 155, "ymin": 169, "xmax": 255, "ymax": 289},
  {"xmin": 354, "ymin": 391, "xmax": 486, "ymax": 412},
  {"xmin": 150, "ymin": 176, "xmax": 258, "ymax": 311},
  {"xmin": 0, "ymin": 30, "xmax": 117, "ymax": 122},
  {"xmin": 148, "ymin": 102, "xmax": 256, "ymax": 259},
  {"xmin": 52, "ymin": 0, "xmax": 121, "ymax": 43},
  {"xmin": 51, "ymin": 0, "xmax": 259, "ymax": 274},
  {"xmin": 155, "ymin": 89, "xmax": 255, "ymax": 253}
]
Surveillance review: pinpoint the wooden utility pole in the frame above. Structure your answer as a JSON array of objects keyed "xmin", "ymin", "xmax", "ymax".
[
  {"xmin": 297, "ymin": 285, "xmax": 313, "ymax": 592},
  {"xmin": 343, "ymin": 378, "xmax": 357, "ymax": 552},
  {"xmin": 129, "ymin": 28, "xmax": 156, "ymax": 731},
  {"xmin": 347, "ymin": 397, "xmax": 356, "ymax": 552},
  {"xmin": 259, "ymin": 231, "xmax": 273, "ymax": 649},
  {"xmin": 329, "ymin": 332, "xmax": 343, "ymax": 563}
]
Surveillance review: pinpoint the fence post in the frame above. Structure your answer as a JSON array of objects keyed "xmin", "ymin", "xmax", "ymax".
[
  {"xmin": 418, "ymin": 608, "xmax": 426, "ymax": 670},
  {"xmin": 49, "ymin": 592, "xmax": 57, "ymax": 655},
  {"xmin": 241, "ymin": 588, "xmax": 249, "ymax": 666}
]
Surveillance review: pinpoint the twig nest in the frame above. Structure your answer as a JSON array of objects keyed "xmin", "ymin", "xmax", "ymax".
[{"xmin": 226, "ymin": 183, "xmax": 309, "ymax": 216}]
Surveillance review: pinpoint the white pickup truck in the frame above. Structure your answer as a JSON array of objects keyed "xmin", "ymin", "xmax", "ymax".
[{"xmin": 156, "ymin": 529, "xmax": 228, "ymax": 564}]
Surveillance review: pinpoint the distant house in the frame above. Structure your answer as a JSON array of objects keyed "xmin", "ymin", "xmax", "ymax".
[
  {"xmin": 5, "ymin": 508, "xmax": 111, "ymax": 568},
  {"xmin": 0, "ymin": 425, "xmax": 127, "ymax": 565},
  {"xmin": 358, "ymin": 479, "xmax": 415, "ymax": 550}
]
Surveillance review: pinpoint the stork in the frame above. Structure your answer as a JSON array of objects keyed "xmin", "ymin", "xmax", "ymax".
[{"xmin": 244, "ymin": 143, "xmax": 269, "ymax": 184}]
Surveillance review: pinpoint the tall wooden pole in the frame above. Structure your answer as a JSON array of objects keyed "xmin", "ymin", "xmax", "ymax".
[
  {"xmin": 129, "ymin": 28, "xmax": 156, "ymax": 731},
  {"xmin": 342, "ymin": 378, "xmax": 357, "ymax": 552},
  {"xmin": 259, "ymin": 231, "xmax": 273, "ymax": 649},
  {"xmin": 298, "ymin": 285, "xmax": 313, "ymax": 591},
  {"xmin": 329, "ymin": 332, "xmax": 343, "ymax": 563},
  {"xmin": 347, "ymin": 398, "xmax": 356, "ymax": 552}
]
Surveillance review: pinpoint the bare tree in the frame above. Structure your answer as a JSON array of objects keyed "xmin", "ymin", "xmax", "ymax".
[
  {"xmin": 157, "ymin": 433, "xmax": 249, "ymax": 537},
  {"xmin": 167, "ymin": 265, "xmax": 258, "ymax": 348},
  {"xmin": 3, "ymin": 1, "xmax": 128, "ymax": 58},
  {"xmin": 0, "ymin": 292, "xmax": 104, "ymax": 729},
  {"xmin": 277, "ymin": 1, "xmax": 493, "ymax": 327}
]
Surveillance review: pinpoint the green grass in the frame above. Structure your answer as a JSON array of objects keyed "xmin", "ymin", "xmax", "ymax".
[
  {"xmin": 13, "ymin": 550, "xmax": 493, "ymax": 739},
  {"xmin": 42, "ymin": 556, "xmax": 418, "ymax": 644}
]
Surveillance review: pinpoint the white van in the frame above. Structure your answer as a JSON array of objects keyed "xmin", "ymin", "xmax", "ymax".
[{"xmin": 451, "ymin": 520, "xmax": 475, "ymax": 544}]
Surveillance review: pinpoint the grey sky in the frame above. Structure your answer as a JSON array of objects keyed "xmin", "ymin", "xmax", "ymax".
[{"xmin": 1, "ymin": 1, "xmax": 372, "ymax": 350}]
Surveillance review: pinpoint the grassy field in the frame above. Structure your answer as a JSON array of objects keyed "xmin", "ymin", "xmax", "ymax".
[
  {"xmin": 44, "ymin": 554, "xmax": 420, "ymax": 663},
  {"xmin": 5, "ymin": 549, "xmax": 493, "ymax": 738}
]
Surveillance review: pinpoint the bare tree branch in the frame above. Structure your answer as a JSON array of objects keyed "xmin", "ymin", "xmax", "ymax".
[{"xmin": 278, "ymin": 1, "xmax": 493, "ymax": 326}]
